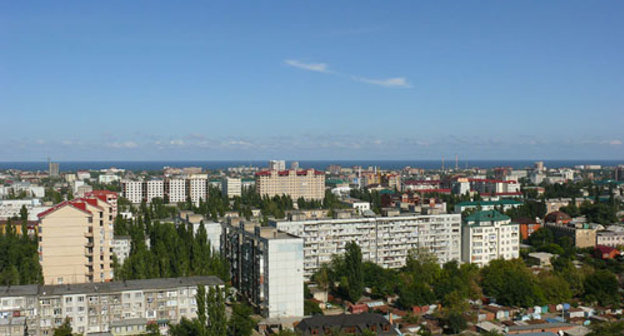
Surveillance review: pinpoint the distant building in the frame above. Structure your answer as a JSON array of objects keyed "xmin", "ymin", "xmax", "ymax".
[
  {"xmin": 596, "ymin": 229, "xmax": 624, "ymax": 247},
  {"xmin": 48, "ymin": 162, "xmax": 59, "ymax": 177},
  {"xmin": 461, "ymin": 210, "xmax": 520, "ymax": 267},
  {"xmin": 544, "ymin": 214, "xmax": 597, "ymax": 248},
  {"xmin": 222, "ymin": 220, "xmax": 304, "ymax": 318},
  {"xmin": 188, "ymin": 177, "xmax": 208, "ymax": 205},
  {"xmin": 222, "ymin": 177, "xmax": 242, "ymax": 198},
  {"xmin": 255, "ymin": 169, "xmax": 325, "ymax": 201},
  {"xmin": 111, "ymin": 236, "xmax": 131, "ymax": 265},
  {"xmin": 454, "ymin": 200, "xmax": 522, "ymax": 214},
  {"xmin": 268, "ymin": 160, "xmax": 286, "ymax": 171}
]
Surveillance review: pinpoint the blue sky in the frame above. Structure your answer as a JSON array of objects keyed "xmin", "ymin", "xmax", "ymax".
[{"xmin": 1, "ymin": 1, "xmax": 623, "ymax": 161}]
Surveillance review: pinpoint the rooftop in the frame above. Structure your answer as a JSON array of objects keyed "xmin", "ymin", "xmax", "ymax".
[{"xmin": 464, "ymin": 210, "xmax": 511, "ymax": 225}]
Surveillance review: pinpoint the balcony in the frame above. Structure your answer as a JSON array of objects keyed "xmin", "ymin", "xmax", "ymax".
[{"xmin": 84, "ymin": 231, "xmax": 94, "ymax": 238}]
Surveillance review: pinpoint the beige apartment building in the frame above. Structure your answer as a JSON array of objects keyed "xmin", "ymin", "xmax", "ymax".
[
  {"xmin": 255, "ymin": 169, "xmax": 325, "ymax": 200},
  {"xmin": 38, "ymin": 193, "xmax": 116, "ymax": 285}
]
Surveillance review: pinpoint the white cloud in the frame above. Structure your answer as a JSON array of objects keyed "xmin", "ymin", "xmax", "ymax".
[
  {"xmin": 284, "ymin": 59, "xmax": 329, "ymax": 73},
  {"xmin": 609, "ymin": 139, "xmax": 622, "ymax": 145},
  {"xmin": 108, "ymin": 141, "xmax": 138, "ymax": 149},
  {"xmin": 284, "ymin": 59, "xmax": 411, "ymax": 88},
  {"xmin": 355, "ymin": 76, "xmax": 411, "ymax": 88},
  {"xmin": 169, "ymin": 139, "xmax": 185, "ymax": 146}
]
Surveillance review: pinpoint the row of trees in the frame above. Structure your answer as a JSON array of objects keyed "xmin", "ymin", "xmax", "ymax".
[
  {"xmin": 114, "ymin": 218, "xmax": 229, "ymax": 281},
  {"xmin": 169, "ymin": 286, "xmax": 255, "ymax": 336},
  {"xmin": 0, "ymin": 217, "xmax": 42, "ymax": 285}
]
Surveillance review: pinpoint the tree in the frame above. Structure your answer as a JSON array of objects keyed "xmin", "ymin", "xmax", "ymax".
[
  {"xmin": 587, "ymin": 321, "xmax": 624, "ymax": 336},
  {"xmin": 53, "ymin": 317, "xmax": 74, "ymax": 336},
  {"xmin": 444, "ymin": 311, "xmax": 467, "ymax": 334},
  {"xmin": 480, "ymin": 259, "xmax": 545, "ymax": 307},
  {"xmin": 583, "ymin": 269, "xmax": 620, "ymax": 306},
  {"xmin": 538, "ymin": 273, "xmax": 572, "ymax": 303},
  {"xmin": 304, "ymin": 300, "xmax": 323, "ymax": 316},
  {"xmin": 207, "ymin": 287, "xmax": 227, "ymax": 336},
  {"xmin": 19, "ymin": 205, "xmax": 28, "ymax": 221},
  {"xmin": 228, "ymin": 303, "xmax": 255, "ymax": 336},
  {"xmin": 146, "ymin": 323, "xmax": 162, "ymax": 336}
]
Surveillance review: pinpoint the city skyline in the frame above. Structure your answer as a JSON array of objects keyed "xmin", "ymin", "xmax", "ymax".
[{"xmin": 2, "ymin": 1, "xmax": 624, "ymax": 160}]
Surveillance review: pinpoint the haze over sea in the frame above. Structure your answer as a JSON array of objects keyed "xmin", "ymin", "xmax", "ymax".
[{"xmin": 0, "ymin": 160, "xmax": 622, "ymax": 172}]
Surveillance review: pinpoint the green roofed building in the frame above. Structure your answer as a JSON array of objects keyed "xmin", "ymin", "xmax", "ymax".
[
  {"xmin": 462, "ymin": 210, "xmax": 520, "ymax": 267},
  {"xmin": 454, "ymin": 199, "xmax": 522, "ymax": 214}
]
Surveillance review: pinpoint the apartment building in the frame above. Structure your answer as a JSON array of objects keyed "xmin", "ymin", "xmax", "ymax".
[
  {"xmin": 255, "ymin": 169, "xmax": 325, "ymax": 201},
  {"xmin": 596, "ymin": 230, "xmax": 624, "ymax": 248},
  {"xmin": 166, "ymin": 179, "xmax": 186, "ymax": 203},
  {"xmin": 454, "ymin": 200, "xmax": 522, "ymax": 214},
  {"xmin": 0, "ymin": 276, "xmax": 223, "ymax": 336},
  {"xmin": 146, "ymin": 180, "xmax": 164, "ymax": 202},
  {"xmin": 222, "ymin": 177, "xmax": 242, "ymax": 198},
  {"xmin": 268, "ymin": 160, "xmax": 286, "ymax": 171},
  {"xmin": 271, "ymin": 213, "xmax": 461, "ymax": 279},
  {"xmin": 222, "ymin": 220, "xmax": 304, "ymax": 318},
  {"xmin": 544, "ymin": 221, "xmax": 597, "ymax": 248},
  {"xmin": 188, "ymin": 177, "xmax": 208, "ymax": 205},
  {"xmin": 38, "ymin": 193, "xmax": 117, "ymax": 285},
  {"xmin": 461, "ymin": 210, "xmax": 520, "ymax": 267},
  {"xmin": 121, "ymin": 181, "xmax": 144, "ymax": 204}
]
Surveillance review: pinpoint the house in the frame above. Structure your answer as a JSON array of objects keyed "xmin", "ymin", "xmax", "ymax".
[
  {"xmin": 594, "ymin": 245, "xmax": 620, "ymax": 260},
  {"xmin": 295, "ymin": 313, "xmax": 399, "ymax": 336}
]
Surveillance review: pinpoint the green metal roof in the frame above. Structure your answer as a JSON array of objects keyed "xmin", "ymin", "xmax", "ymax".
[
  {"xmin": 456, "ymin": 199, "xmax": 522, "ymax": 207},
  {"xmin": 464, "ymin": 210, "xmax": 511, "ymax": 225},
  {"xmin": 326, "ymin": 178, "xmax": 347, "ymax": 185}
]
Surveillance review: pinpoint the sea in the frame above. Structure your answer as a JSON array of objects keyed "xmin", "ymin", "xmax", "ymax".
[{"xmin": 0, "ymin": 160, "xmax": 622, "ymax": 172}]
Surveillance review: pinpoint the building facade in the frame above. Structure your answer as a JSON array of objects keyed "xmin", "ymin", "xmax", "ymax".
[
  {"xmin": 222, "ymin": 221, "xmax": 304, "ymax": 318},
  {"xmin": 0, "ymin": 276, "xmax": 223, "ymax": 336},
  {"xmin": 271, "ymin": 213, "xmax": 461, "ymax": 279},
  {"xmin": 222, "ymin": 177, "xmax": 242, "ymax": 199},
  {"xmin": 38, "ymin": 192, "xmax": 117, "ymax": 284},
  {"xmin": 255, "ymin": 169, "xmax": 325, "ymax": 201},
  {"xmin": 461, "ymin": 210, "xmax": 520, "ymax": 267}
]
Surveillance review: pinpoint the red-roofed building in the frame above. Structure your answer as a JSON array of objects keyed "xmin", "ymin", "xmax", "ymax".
[
  {"xmin": 595, "ymin": 245, "xmax": 620, "ymax": 260},
  {"xmin": 39, "ymin": 195, "xmax": 115, "ymax": 285}
]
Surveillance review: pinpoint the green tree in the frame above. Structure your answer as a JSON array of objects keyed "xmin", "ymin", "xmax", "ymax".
[
  {"xmin": 228, "ymin": 303, "xmax": 255, "ymax": 336},
  {"xmin": 583, "ymin": 269, "xmax": 620, "ymax": 306},
  {"xmin": 587, "ymin": 321, "xmax": 624, "ymax": 336},
  {"xmin": 480, "ymin": 259, "xmax": 545, "ymax": 307},
  {"xmin": 53, "ymin": 317, "xmax": 74, "ymax": 336}
]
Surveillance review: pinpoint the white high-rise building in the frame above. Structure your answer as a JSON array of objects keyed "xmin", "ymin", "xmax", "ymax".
[
  {"xmin": 121, "ymin": 180, "xmax": 144, "ymax": 204},
  {"xmin": 461, "ymin": 210, "xmax": 520, "ymax": 267},
  {"xmin": 188, "ymin": 177, "xmax": 208, "ymax": 205},
  {"xmin": 222, "ymin": 221, "xmax": 304, "ymax": 318},
  {"xmin": 146, "ymin": 180, "xmax": 164, "ymax": 202},
  {"xmin": 271, "ymin": 213, "xmax": 461, "ymax": 279},
  {"xmin": 222, "ymin": 177, "xmax": 242, "ymax": 198},
  {"xmin": 268, "ymin": 160, "xmax": 286, "ymax": 171},
  {"xmin": 167, "ymin": 179, "xmax": 187, "ymax": 203}
]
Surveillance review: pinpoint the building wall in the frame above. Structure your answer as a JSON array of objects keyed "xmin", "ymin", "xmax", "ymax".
[
  {"xmin": 267, "ymin": 239, "xmax": 304, "ymax": 317},
  {"xmin": 256, "ymin": 169, "xmax": 325, "ymax": 201},
  {"xmin": 40, "ymin": 206, "xmax": 91, "ymax": 285},
  {"xmin": 461, "ymin": 220, "xmax": 520, "ymax": 267},
  {"xmin": 272, "ymin": 214, "xmax": 461, "ymax": 279},
  {"xmin": 222, "ymin": 177, "xmax": 242, "ymax": 198}
]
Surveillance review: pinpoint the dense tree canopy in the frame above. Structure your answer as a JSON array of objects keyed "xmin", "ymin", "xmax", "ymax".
[{"xmin": 0, "ymin": 218, "xmax": 42, "ymax": 285}]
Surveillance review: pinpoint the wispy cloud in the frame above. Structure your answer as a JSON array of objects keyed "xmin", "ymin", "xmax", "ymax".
[
  {"xmin": 284, "ymin": 59, "xmax": 411, "ymax": 88},
  {"xmin": 354, "ymin": 76, "xmax": 411, "ymax": 88},
  {"xmin": 108, "ymin": 141, "xmax": 138, "ymax": 149},
  {"xmin": 284, "ymin": 60, "xmax": 330, "ymax": 73}
]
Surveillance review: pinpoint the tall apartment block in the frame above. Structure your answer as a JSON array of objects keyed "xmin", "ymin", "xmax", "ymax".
[
  {"xmin": 221, "ymin": 177, "xmax": 242, "ymax": 198},
  {"xmin": 268, "ymin": 160, "xmax": 286, "ymax": 171},
  {"xmin": 0, "ymin": 276, "xmax": 223, "ymax": 336},
  {"xmin": 222, "ymin": 220, "xmax": 304, "ymax": 318},
  {"xmin": 122, "ymin": 178, "xmax": 209, "ymax": 205},
  {"xmin": 255, "ymin": 169, "xmax": 325, "ymax": 201},
  {"xmin": 271, "ymin": 213, "xmax": 461, "ymax": 279},
  {"xmin": 461, "ymin": 210, "xmax": 520, "ymax": 267},
  {"xmin": 48, "ymin": 162, "xmax": 59, "ymax": 177},
  {"xmin": 38, "ymin": 192, "xmax": 117, "ymax": 285}
]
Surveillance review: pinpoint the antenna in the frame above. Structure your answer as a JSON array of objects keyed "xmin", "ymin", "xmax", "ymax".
[
  {"xmin": 455, "ymin": 155, "xmax": 458, "ymax": 171},
  {"xmin": 441, "ymin": 156, "xmax": 445, "ymax": 171}
]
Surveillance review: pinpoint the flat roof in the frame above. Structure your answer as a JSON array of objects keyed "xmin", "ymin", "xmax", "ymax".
[{"xmin": 0, "ymin": 276, "xmax": 223, "ymax": 297}]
